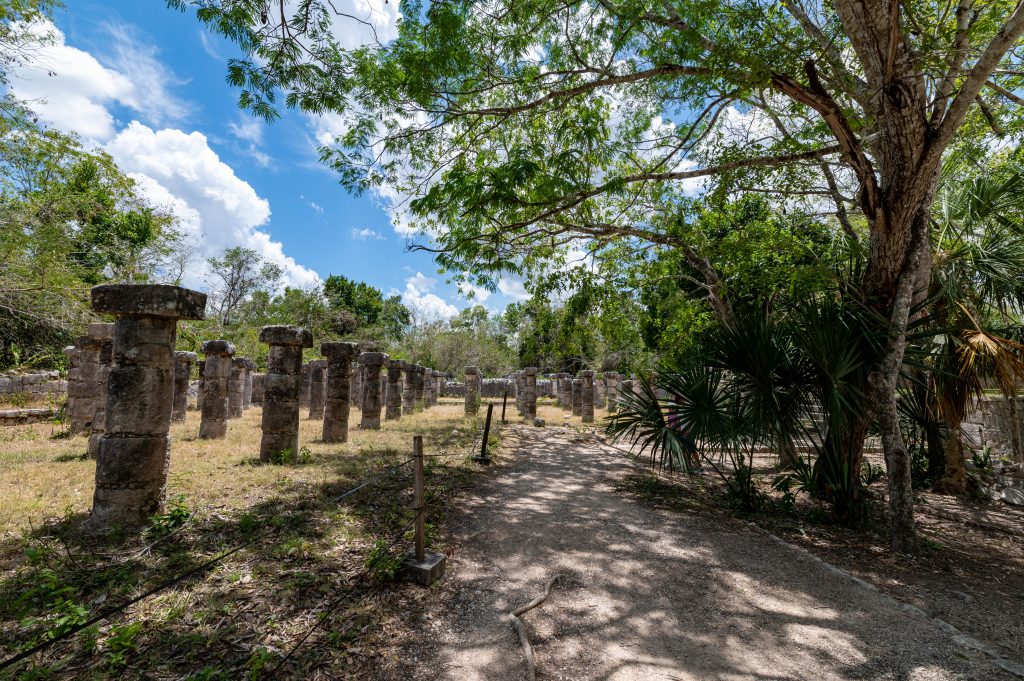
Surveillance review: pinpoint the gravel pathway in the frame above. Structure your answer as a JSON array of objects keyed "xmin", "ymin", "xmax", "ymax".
[{"xmin": 399, "ymin": 426, "xmax": 1014, "ymax": 680}]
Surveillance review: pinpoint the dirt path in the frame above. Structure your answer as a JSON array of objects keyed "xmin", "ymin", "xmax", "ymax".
[{"xmin": 395, "ymin": 426, "xmax": 1017, "ymax": 680}]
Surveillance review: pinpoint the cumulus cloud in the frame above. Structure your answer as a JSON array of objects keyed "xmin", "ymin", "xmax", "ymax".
[
  {"xmin": 106, "ymin": 122, "xmax": 319, "ymax": 289},
  {"xmin": 402, "ymin": 272, "xmax": 458, "ymax": 322},
  {"xmin": 498, "ymin": 277, "xmax": 531, "ymax": 301},
  {"xmin": 8, "ymin": 21, "xmax": 319, "ymax": 290},
  {"xmin": 351, "ymin": 227, "xmax": 385, "ymax": 240}
]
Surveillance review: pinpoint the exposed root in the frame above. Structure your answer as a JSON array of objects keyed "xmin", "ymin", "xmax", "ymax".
[{"xmin": 509, "ymin": 573, "xmax": 567, "ymax": 681}]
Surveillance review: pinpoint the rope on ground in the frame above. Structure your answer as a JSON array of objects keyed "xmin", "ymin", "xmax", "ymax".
[{"xmin": 509, "ymin": 573, "xmax": 567, "ymax": 681}]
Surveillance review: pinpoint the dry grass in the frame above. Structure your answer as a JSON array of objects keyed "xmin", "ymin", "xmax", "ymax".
[{"xmin": 0, "ymin": 394, "xmax": 609, "ymax": 678}]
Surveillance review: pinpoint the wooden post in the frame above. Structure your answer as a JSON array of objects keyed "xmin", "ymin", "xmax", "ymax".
[
  {"xmin": 475, "ymin": 403, "xmax": 494, "ymax": 464},
  {"xmin": 501, "ymin": 390, "xmax": 508, "ymax": 424},
  {"xmin": 413, "ymin": 435, "xmax": 425, "ymax": 562}
]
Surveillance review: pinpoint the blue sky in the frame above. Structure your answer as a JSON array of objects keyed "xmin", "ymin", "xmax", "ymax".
[{"xmin": 9, "ymin": 0, "xmax": 530, "ymax": 320}]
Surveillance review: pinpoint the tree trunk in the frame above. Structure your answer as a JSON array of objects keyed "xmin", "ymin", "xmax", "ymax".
[{"xmin": 933, "ymin": 417, "xmax": 967, "ymax": 494}]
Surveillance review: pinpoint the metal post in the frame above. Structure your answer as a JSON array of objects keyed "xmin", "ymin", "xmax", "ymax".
[
  {"xmin": 501, "ymin": 390, "xmax": 508, "ymax": 424},
  {"xmin": 413, "ymin": 435, "xmax": 425, "ymax": 562},
  {"xmin": 475, "ymin": 403, "xmax": 494, "ymax": 465}
]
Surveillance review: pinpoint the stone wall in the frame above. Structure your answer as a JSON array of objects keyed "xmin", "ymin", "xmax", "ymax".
[
  {"xmin": 963, "ymin": 396, "xmax": 1024, "ymax": 459},
  {"xmin": 0, "ymin": 372, "xmax": 67, "ymax": 399}
]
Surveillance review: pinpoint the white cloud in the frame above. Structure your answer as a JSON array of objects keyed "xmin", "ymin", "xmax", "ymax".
[
  {"xmin": 328, "ymin": 0, "xmax": 401, "ymax": 49},
  {"xmin": 309, "ymin": 201, "xmax": 325, "ymax": 214},
  {"xmin": 228, "ymin": 118, "xmax": 264, "ymax": 145},
  {"xmin": 106, "ymin": 122, "xmax": 319, "ymax": 289},
  {"xmin": 8, "ymin": 21, "xmax": 189, "ymax": 143},
  {"xmin": 402, "ymin": 272, "xmax": 458, "ymax": 322},
  {"xmin": 498, "ymin": 277, "xmax": 531, "ymax": 301},
  {"xmin": 351, "ymin": 227, "xmax": 385, "ymax": 240},
  {"xmin": 458, "ymin": 281, "xmax": 492, "ymax": 303},
  {"xmin": 198, "ymin": 30, "xmax": 224, "ymax": 62}
]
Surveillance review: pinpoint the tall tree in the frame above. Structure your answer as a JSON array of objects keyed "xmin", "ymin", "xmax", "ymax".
[
  {"xmin": 206, "ymin": 246, "xmax": 283, "ymax": 326},
  {"xmin": 177, "ymin": 0, "xmax": 1024, "ymax": 551}
]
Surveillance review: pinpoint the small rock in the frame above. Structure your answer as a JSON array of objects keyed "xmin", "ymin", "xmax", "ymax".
[{"xmin": 533, "ymin": 418, "xmax": 546, "ymax": 427}]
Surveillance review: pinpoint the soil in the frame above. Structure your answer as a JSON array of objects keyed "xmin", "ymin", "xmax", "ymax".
[{"xmin": 375, "ymin": 425, "xmax": 1020, "ymax": 680}]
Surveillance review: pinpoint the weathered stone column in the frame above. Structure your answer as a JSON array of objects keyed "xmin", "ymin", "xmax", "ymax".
[
  {"xmin": 228, "ymin": 357, "xmax": 247, "ymax": 418},
  {"xmin": 196, "ymin": 360, "xmax": 205, "ymax": 412},
  {"xmin": 523, "ymin": 367, "xmax": 537, "ymax": 421},
  {"xmin": 199, "ymin": 341, "xmax": 234, "ymax": 439},
  {"xmin": 63, "ymin": 343, "xmax": 86, "ymax": 434},
  {"xmin": 251, "ymin": 373, "xmax": 264, "ymax": 406},
  {"xmin": 242, "ymin": 359, "xmax": 255, "ymax": 409},
  {"xmin": 620, "ymin": 379, "xmax": 634, "ymax": 408},
  {"xmin": 87, "ymin": 323, "xmax": 115, "ymax": 458},
  {"xmin": 350, "ymin": 363, "xmax": 363, "ymax": 411},
  {"xmin": 423, "ymin": 368, "xmax": 434, "ymax": 408},
  {"xmin": 385, "ymin": 359, "xmax": 404, "ymax": 421},
  {"xmin": 555, "ymin": 373, "xmax": 569, "ymax": 409},
  {"xmin": 300, "ymin": 362, "xmax": 313, "ymax": 411},
  {"xmin": 572, "ymin": 378, "xmax": 583, "ymax": 416},
  {"xmin": 308, "ymin": 359, "xmax": 327, "ymax": 420},
  {"xmin": 322, "ymin": 342, "xmax": 357, "ymax": 442},
  {"xmin": 359, "ymin": 352, "xmax": 388, "ymax": 428},
  {"xmin": 464, "ymin": 366, "xmax": 480, "ymax": 415},
  {"xmin": 594, "ymin": 373, "xmax": 606, "ymax": 410},
  {"xmin": 581, "ymin": 370, "xmax": 595, "ymax": 423},
  {"xmin": 413, "ymin": 365, "xmax": 426, "ymax": 410},
  {"xmin": 172, "ymin": 351, "xmax": 196, "ymax": 422},
  {"xmin": 514, "ymin": 371, "xmax": 525, "ymax": 415},
  {"xmin": 259, "ymin": 325, "xmax": 312, "ymax": 461},
  {"xmin": 606, "ymin": 372, "xmax": 621, "ymax": 413},
  {"xmin": 89, "ymin": 284, "xmax": 205, "ymax": 530},
  {"xmin": 431, "ymin": 371, "xmax": 442, "ymax": 406},
  {"xmin": 402, "ymin": 363, "xmax": 417, "ymax": 415}
]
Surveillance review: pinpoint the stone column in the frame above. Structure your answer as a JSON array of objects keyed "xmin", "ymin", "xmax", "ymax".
[
  {"xmin": 359, "ymin": 352, "xmax": 388, "ymax": 428},
  {"xmin": 385, "ymin": 359, "xmax": 404, "ymax": 421},
  {"xmin": 259, "ymin": 326, "xmax": 313, "ymax": 461},
  {"xmin": 514, "ymin": 371, "xmax": 525, "ymax": 415},
  {"xmin": 423, "ymin": 368, "xmax": 434, "ymax": 408},
  {"xmin": 228, "ymin": 357, "xmax": 247, "ymax": 418},
  {"xmin": 196, "ymin": 360, "xmax": 205, "ymax": 412},
  {"xmin": 413, "ymin": 365, "xmax": 426, "ymax": 410},
  {"xmin": 308, "ymin": 359, "xmax": 327, "ymax": 420},
  {"xmin": 63, "ymin": 343, "xmax": 87, "ymax": 434},
  {"xmin": 606, "ymin": 372, "xmax": 621, "ymax": 413},
  {"xmin": 89, "ymin": 284, "xmax": 206, "ymax": 530},
  {"xmin": 594, "ymin": 373, "xmax": 606, "ymax": 410},
  {"xmin": 572, "ymin": 378, "xmax": 583, "ymax": 416},
  {"xmin": 322, "ymin": 342, "xmax": 357, "ymax": 442},
  {"xmin": 464, "ymin": 366, "xmax": 480, "ymax": 415},
  {"xmin": 523, "ymin": 367, "xmax": 537, "ymax": 421},
  {"xmin": 350, "ymin": 363, "xmax": 363, "ymax": 411},
  {"xmin": 199, "ymin": 341, "xmax": 234, "ymax": 439},
  {"xmin": 432, "ymin": 371, "xmax": 442, "ymax": 406},
  {"xmin": 300, "ymin": 362, "xmax": 312, "ymax": 411},
  {"xmin": 242, "ymin": 359, "xmax": 255, "ymax": 409},
  {"xmin": 555, "ymin": 373, "xmax": 569, "ymax": 409},
  {"xmin": 402, "ymin": 363, "xmax": 417, "ymax": 415},
  {"xmin": 87, "ymin": 324, "xmax": 115, "ymax": 458},
  {"xmin": 581, "ymin": 370, "xmax": 595, "ymax": 423},
  {"xmin": 620, "ymin": 379, "xmax": 634, "ymax": 408},
  {"xmin": 251, "ymin": 373, "xmax": 264, "ymax": 406},
  {"xmin": 171, "ymin": 351, "xmax": 196, "ymax": 422}
]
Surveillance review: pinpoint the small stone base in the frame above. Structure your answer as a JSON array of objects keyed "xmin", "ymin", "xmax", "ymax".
[{"xmin": 402, "ymin": 551, "xmax": 447, "ymax": 586}]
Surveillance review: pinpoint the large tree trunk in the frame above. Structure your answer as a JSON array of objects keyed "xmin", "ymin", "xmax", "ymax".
[{"xmin": 933, "ymin": 416, "xmax": 967, "ymax": 494}]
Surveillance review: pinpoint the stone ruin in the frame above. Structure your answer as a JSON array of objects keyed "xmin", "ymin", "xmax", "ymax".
[{"xmin": 89, "ymin": 284, "xmax": 206, "ymax": 530}]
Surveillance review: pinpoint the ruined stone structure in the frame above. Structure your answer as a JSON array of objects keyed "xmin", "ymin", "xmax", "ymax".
[
  {"xmin": 359, "ymin": 352, "xmax": 388, "ymax": 429},
  {"xmin": 386, "ymin": 359, "xmax": 404, "ymax": 421},
  {"xmin": 259, "ymin": 326, "xmax": 312, "ymax": 461},
  {"xmin": 228, "ymin": 357, "xmax": 247, "ymax": 419},
  {"xmin": 308, "ymin": 359, "xmax": 327, "ymax": 420},
  {"xmin": 594, "ymin": 373, "xmax": 606, "ymax": 409},
  {"xmin": 251, "ymin": 373, "xmax": 264, "ymax": 406},
  {"xmin": 64, "ymin": 342, "xmax": 89, "ymax": 434},
  {"xmin": 242, "ymin": 359, "xmax": 255, "ymax": 409},
  {"xmin": 322, "ymin": 342, "xmax": 357, "ymax": 442},
  {"xmin": 581, "ymin": 370, "xmax": 595, "ymax": 423},
  {"xmin": 414, "ymin": 365, "xmax": 426, "ymax": 410},
  {"xmin": 87, "ymin": 323, "xmax": 115, "ymax": 458},
  {"xmin": 523, "ymin": 367, "xmax": 538, "ymax": 421},
  {"xmin": 402, "ymin": 363, "xmax": 417, "ymax": 415},
  {"xmin": 620, "ymin": 379, "xmax": 634, "ymax": 408},
  {"xmin": 199, "ymin": 341, "xmax": 234, "ymax": 439},
  {"xmin": 89, "ymin": 284, "xmax": 205, "ymax": 529},
  {"xmin": 464, "ymin": 366, "xmax": 480, "ymax": 415},
  {"xmin": 572, "ymin": 378, "xmax": 583, "ymax": 416},
  {"xmin": 606, "ymin": 372, "xmax": 621, "ymax": 413},
  {"xmin": 300, "ymin": 362, "xmax": 313, "ymax": 411},
  {"xmin": 172, "ymin": 351, "xmax": 197, "ymax": 422},
  {"xmin": 423, "ymin": 368, "xmax": 434, "ymax": 408},
  {"xmin": 196, "ymin": 360, "xmax": 205, "ymax": 412},
  {"xmin": 350, "ymin": 363, "xmax": 363, "ymax": 411},
  {"xmin": 964, "ymin": 396, "xmax": 1024, "ymax": 460}
]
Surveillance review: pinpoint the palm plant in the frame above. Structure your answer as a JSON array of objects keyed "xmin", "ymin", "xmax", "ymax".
[{"xmin": 922, "ymin": 169, "xmax": 1024, "ymax": 492}]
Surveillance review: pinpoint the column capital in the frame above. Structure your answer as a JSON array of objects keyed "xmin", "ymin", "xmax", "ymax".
[{"xmin": 92, "ymin": 284, "xmax": 206, "ymax": 319}]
